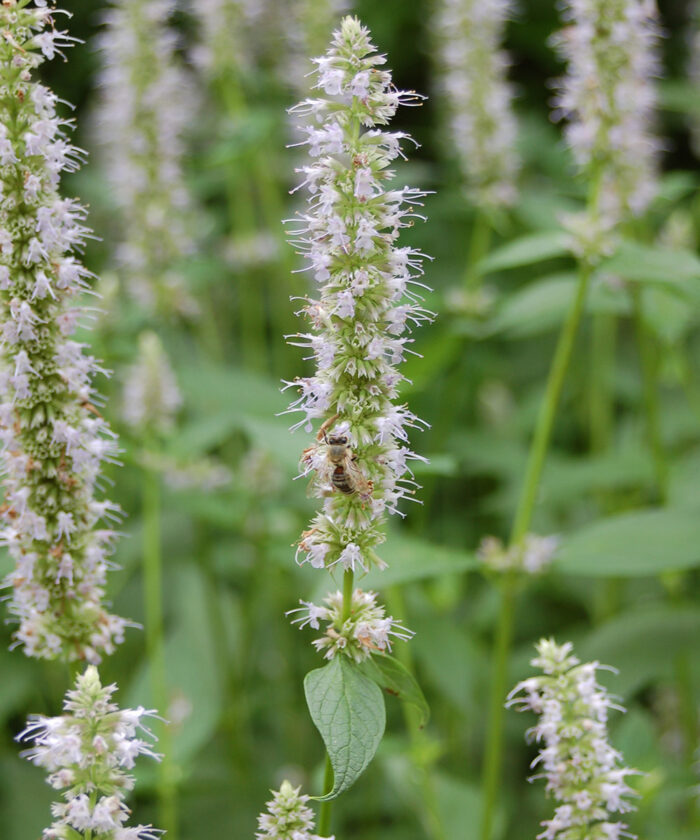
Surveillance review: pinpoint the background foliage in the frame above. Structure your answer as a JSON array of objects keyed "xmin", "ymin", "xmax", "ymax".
[{"xmin": 1, "ymin": 1, "xmax": 699, "ymax": 839}]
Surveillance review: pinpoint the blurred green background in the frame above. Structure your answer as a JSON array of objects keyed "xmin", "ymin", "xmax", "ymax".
[{"xmin": 1, "ymin": 1, "xmax": 699, "ymax": 839}]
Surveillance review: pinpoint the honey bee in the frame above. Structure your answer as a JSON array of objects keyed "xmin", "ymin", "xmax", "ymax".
[{"xmin": 302, "ymin": 414, "xmax": 374, "ymax": 503}]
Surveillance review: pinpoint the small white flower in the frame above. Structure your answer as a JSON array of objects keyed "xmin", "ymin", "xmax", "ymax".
[{"xmin": 289, "ymin": 589, "xmax": 414, "ymax": 663}]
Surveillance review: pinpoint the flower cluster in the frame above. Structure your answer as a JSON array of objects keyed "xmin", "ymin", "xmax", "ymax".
[
  {"xmin": 507, "ymin": 639, "xmax": 639, "ymax": 840},
  {"xmin": 434, "ymin": 0, "xmax": 519, "ymax": 209},
  {"xmin": 122, "ymin": 332, "xmax": 182, "ymax": 436},
  {"xmin": 288, "ymin": 588, "xmax": 413, "ymax": 662},
  {"xmin": 97, "ymin": 0, "xmax": 196, "ymax": 317},
  {"xmin": 0, "ymin": 0, "xmax": 128, "ymax": 662},
  {"xmin": 285, "ymin": 15, "xmax": 433, "ymax": 574},
  {"xmin": 256, "ymin": 780, "xmax": 333, "ymax": 840},
  {"xmin": 18, "ymin": 666, "xmax": 162, "ymax": 840},
  {"xmin": 551, "ymin": 0, "xmax": 661, "ymax": 236},
  {"xmin": 478, "ymin": 533, "xmax": 558, "ymax": 575}
]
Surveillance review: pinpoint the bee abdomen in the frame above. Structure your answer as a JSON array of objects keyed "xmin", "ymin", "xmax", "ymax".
[{"xmin": 332, "ymin": 466, "xmax": 354, "ymax": 494}]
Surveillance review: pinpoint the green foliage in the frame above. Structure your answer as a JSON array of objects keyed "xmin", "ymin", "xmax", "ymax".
[
  {"xmin": 304, "ymin": 657, "xmax": 386, "ymax": 800},
  {"xmin": 359, "ymin": 654, "xmax": 430, "ymax": 728},
  {"xmin": 0, "ymin": 3, "xmax": 698, "ymax": 840}
]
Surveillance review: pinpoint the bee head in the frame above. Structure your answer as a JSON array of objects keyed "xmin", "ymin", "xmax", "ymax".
[{"xmin": 327, "ymin": 434, "xmax": 347, "ymax": 446}]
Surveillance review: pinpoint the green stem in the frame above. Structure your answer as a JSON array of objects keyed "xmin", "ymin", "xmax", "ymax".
[
  {"xmin": 479, "ymin": 578, "xmax": 516, "ymax": 840},
  {"xmin": 217, "ymin": 75, "xmax": 267, "ymax": 371},
  {"xmin": 318, "ymin": 754, "xmax": 335, "ymax": 836},
  {"xmin": 480, "ymin": 259, "xmax": 592, "ymax": 840},
  {"xmin": 143, "ymin": 463, "xmax": 177, "ymax": 839},
  {"xmin": 511, "ymin": 261, "xmax": 593, "ymax": 544},
  {"xmin": 387, "ymin": 587, "xmax": 446, "ymax": 840},
  {"xmin": 630, "ymin": 286, "xmax": 668, "ymax": 504},
  {"xmin": 589, "ymin": 312, "xmax": 616, "ymax": 453},
  {"xmin": 465, "ymin": 212, "xmax": 492, "ymax": 290},
  {"xmin": 318, "ymin": 569, "xmax": 355, "ymax": 834}
]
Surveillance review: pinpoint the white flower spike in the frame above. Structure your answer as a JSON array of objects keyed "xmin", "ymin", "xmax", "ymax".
[
  {"xmin": 507, "ymin": 638, "xmax": 640, "ymax": 840},
  {"xmin": 285, "ymin": 15, "xmax": 434, "ymax": 575},
  {"xmin": 18, "ymin": 665, "xmax": 162, "ymax": 840},
  {"xmin": 0, "ymin": 0, "xmax": 129, "ymax": 662}
]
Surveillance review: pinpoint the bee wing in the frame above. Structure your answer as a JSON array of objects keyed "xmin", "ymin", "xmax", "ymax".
[{"xmin": 346, "ymin": 456, "xmax": 373, "ymax": 499}]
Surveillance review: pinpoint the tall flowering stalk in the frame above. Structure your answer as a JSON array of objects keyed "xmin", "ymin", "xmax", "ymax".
[
  {"xmin": 263, "ymin": 15, "xmax": 433, "ymax": 833},
  {"xmin": 0, "ymin": 0, "xmax": 127, "ymax": 663},
  {"xmin": 553, "ymin": 0, "xmax": 666, "ymax": 491},
  {"xmin": 507, "ymin": 640, "xmax": 639, "ymax": 840},
  {"xmin": 480, "ymin": 8, "xmax": 662, "ymax": 838},
  {"xmin": 97, "ymin": 0, "xmax": 196, "ymax": 318},
  {"xmin": 434, "ymin": 0, "xmax": 519, "ymax": 213},
  {"xmin": 18, "ymin": 665, "xmax": 162, "ymax": 840}
]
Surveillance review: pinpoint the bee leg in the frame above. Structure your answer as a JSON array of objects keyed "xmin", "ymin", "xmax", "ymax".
[{"xmin": 317, "ymin": 412, "xmax": 340, "ymax": 442}]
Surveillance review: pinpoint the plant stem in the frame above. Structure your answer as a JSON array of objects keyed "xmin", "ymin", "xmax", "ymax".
[
  {"xmin": 387, "ymin": 586, "xmax": 446, "ymax": 840},
  {"xmin": 465, "ymin": 212, "xmax": 492, "ymax": 290},
  {"xmin": 318, "ymin": 568, "xmax": 355, "ymax": 834},
  {"xmin": 318, "ymin": 755, "xmax": 335, "ymax": 836},
  {"xmin": 479, "ymin": 259, "xmax": 592, "ymax": 840},
  {"xmin": 589, "ymin": 312, "xmax": 616, "ymax": 453},
  {"xmin": 143, "ymin": 462, "xmax": 177, "ymax": 839},
  {"xmin": 630, "ymin": 286, "xmax": 668, "ymax": 504},
  {"xmin": 511, "ymin": 261, "xmax": 593, "ymax": 544},
  {"xmin": 479, "ymin": 577, "xmax": 515, "ymax": 840}
]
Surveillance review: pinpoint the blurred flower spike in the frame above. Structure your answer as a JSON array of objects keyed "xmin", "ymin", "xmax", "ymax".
[
  {"xmin": 0, "ymin": 0, "xmax": 129, "ymax": 662},
  {"xmin": 284, "ymin": 15, "xmax": 435, "ymax": 575},
  {"xmin": 434, "ymin": 0, "xmax": 520, "ymax": 209},
  {"xmin": 288, "ymin": 588, "xmax": 414, "ymax": 662},
  {"xmin": 507, "ymin": 639, "xmax": 640, "ymax": 840},
  {"xmin": 552, "ymin": 0, "xmax": 662, "ymax": 256},
  {"xmin": 97, "ymin": 0, "xmax": 197, "ymax": 318},
  {"xmin": 478, "ymin": 533, "xmax": 558, "ymax": 575},
  {"xmin": 18, "ymin": 665, "xmax": 162, "ymax": 840},
  {"xmin": 122, "ymin": 332, "xmax": 182, "ymax": 437}
]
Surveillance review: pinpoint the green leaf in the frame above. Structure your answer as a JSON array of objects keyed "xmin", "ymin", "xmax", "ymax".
[
  {"xmin": 477, "ymin": 231, "xmax": 572, "ymax": 274},
  {"xmin": 659, "ymin": 80, "xmax": 700, "ymax": 115},
  {"xmin": 292, "ymin": 534, "xmax": 474, "ymax": 599},
  {"xmin": 578, "ymin": 607, "xmax": 700, "ymax": 697},
  {"xmin": 126, "ymin": 564, "xmax": 224, "ymax": 769},
  {"xmin": 487, "ymin": 273, "xmax": 629, "ymax": 339},
  {"xmin": 557, "ymin": 508, "xmax": 700, "ymax": 577},
  {"xmin": 359, "ymin": 654, "xmax": 430, "ymax": 728},
  {"xmin": 363, "ymin": 534, "xmax": 478, "ymax": 588},
  {"xmin": 641, "ymin": 286, "xmax": 695, "ymax": 345},
  {"xmin": 304, "ymin": 656, "xmax": 386, "ymax": 800},
  {"xmin": 599, "ymin": 241, "xmax": 700, "ymax": 300}
]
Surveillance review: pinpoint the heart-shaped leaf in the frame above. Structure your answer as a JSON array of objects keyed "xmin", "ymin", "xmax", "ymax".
[{"xmin": 304, "ymin": 656, "xmax": 385, "ymax": 800}]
